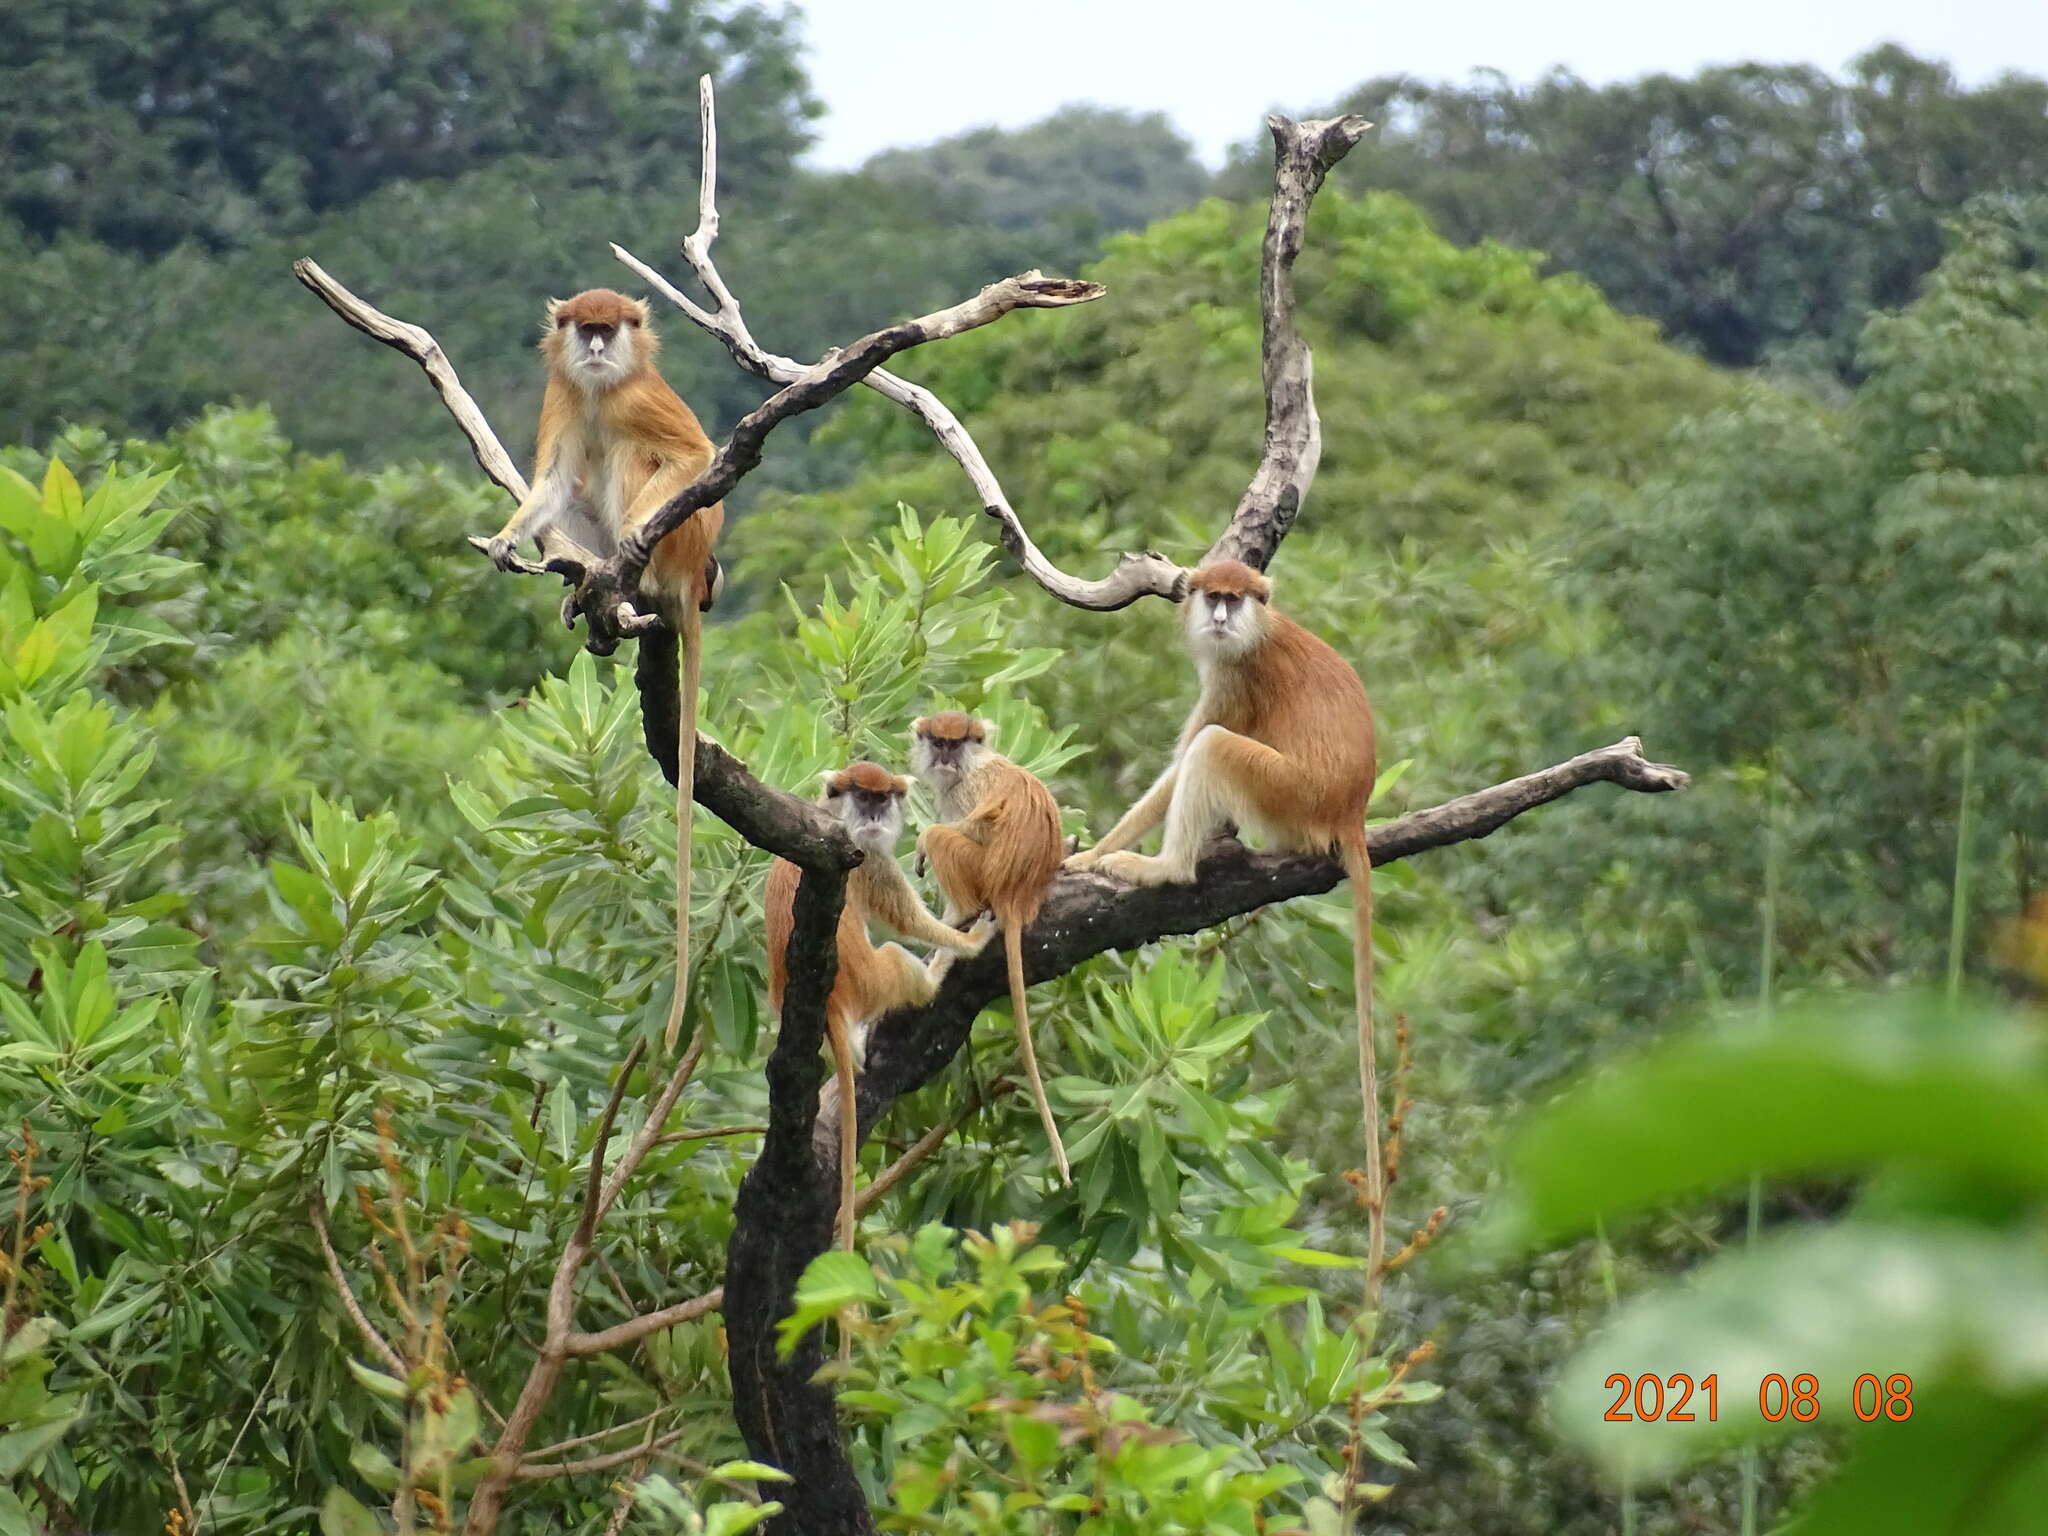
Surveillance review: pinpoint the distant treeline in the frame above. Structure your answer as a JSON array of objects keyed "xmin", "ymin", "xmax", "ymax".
[
  {"xmin": 1236, "ymin": 45, "xmax": 2048, "ymax": 375},
  {"xmin": 5, "ymin": 6, "xmax": 2045, "ymax": 464}
]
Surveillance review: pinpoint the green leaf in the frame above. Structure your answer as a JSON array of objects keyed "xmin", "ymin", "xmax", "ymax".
[
  {"xmin": 1780, "ymin": 1389, "xmax": 2048, "ymax": 1536},
  {"xmin": 1554, "ymin": 1222, "xmax": 2048, "ymax": 1477},
  {"xmin": 0, "ymin": 1487, "xmax": 32, "ymax": 1536},
  {"xmin": 346, "ymin": 1358, "xmax": 410, "ymax": 1403},
  {"xmin": 777, "ymin": 1250, "xmax": 883, "ymax": 1355},
  {"xmin": 708, "ymin": 1460, "xmax": 794, "ymax": 1485},
  {"xmin": 0, "ymin": 1409, "xmax": 79, "ymax": 1477},
  {"xmin": 1481, "ymin": 994, "xmax": 2048, "ymax": 1252},
  {"xmin": 705, "ymin": 1503, "xmax": 785, "ymax": 1536},
  {"xmin": 547, "ymin": 1076, "xmax": 575, "ymax": 1162},
  {"xmin": 319, "ymin": 1486, "xmax": 386, "ymax": 1536},
  {"xmin": 66, "ymin": 1281, "xmax": 163, "ymax": 1343},
  {"xmin": 348, "ymin": 1441, "xmax": 402, "ymax": 1492}
]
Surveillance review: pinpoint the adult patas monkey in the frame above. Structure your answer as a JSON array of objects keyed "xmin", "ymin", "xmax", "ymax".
[
  {"xmin": 910, "ymin": 713, "xmax": 1071, "ymax": 1186},
  {"xmin": 1064, "ymin": 561, "xmax": 1383, "ymax": 1274},
  {"xmin": 484, "ymin": 290, "xmax": 723, "ymax": 1053},
  {"xmin": 765, "ymin": 762, "xmax": 990, "ymax": 1249}
]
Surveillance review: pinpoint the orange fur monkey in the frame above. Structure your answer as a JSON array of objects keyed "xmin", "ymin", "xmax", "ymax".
[
  {"xmin": 1065, "ymin": 562, "xmax": 1383, "ymax": 1276},
  {"xmin": 485, "ymin": 289, "xmax": 723, "ymax": 1054},
  {"xmin": 909, "ymin": 713, "xmax": 1071, "ymax": 1186},
  {"xmin": 764, "ymin": 762, "xmax": 991, "ymax": 1249}
]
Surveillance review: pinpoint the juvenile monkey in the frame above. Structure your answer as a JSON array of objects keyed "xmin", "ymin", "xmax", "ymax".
[
  {"xmin": 485, "ymin": 289, "xmax": 723, "ymax": 1053},
  {"xmin": 1064, "ymin": 561, "xmax": 1383, "ymax": 1274},
  {"xmin": 764, "ymin": 762, "xmax": 990, "ymax": 1249},
  {"xmin": 909, "ymin": 713, "xmax": 1072, "ymax": 1186}
]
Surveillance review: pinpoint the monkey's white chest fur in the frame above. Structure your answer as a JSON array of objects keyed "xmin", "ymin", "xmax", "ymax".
[{"xmin": 545, "ymin": 415, "xmax": 638, "ymax": 551}]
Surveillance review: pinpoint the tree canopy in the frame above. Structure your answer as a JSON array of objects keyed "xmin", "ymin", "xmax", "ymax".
[
  {"xmin": 0, "ymin": 0, "xmax": 818, "ymax": 252},
  {"xmin": 1240, "ymin": 46, "xmax": 2048, "ymax": 374}
]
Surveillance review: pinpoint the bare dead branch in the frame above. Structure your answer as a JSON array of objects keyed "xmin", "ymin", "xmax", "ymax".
[
  {"xmin": 623, "ymin": 86, "xmax": 1370, "ymax": 611},
  {"xmin": 290, "ymin": 258, "xmax": 609, "ymax": 593},
  {"xmin": 310, "ymin": 1195, "xmax": 406, "ymax": 1377},
  {"xmin": 614, "ymin": 75, "xmax": 1180, "ymax": 612},
  {"xmin": 559, "ymin": 269, "xmax": 1105, "ymax": 652},
  {"xmin": 1205, "ymin": 113, "xmax": 1374, "ymax": 571},
  {"xmin": 579, "ymin": 1038, "xmax": 646, "ymax": 1241},
  {"xmin": 291, "ymin": 260, "xmax": 528, "ymax": 503},
  {"xmin": 653, "ymin": 1124, "xmax": 768, "ymax": 1147},
  {"xmin": 526, "ymin": 1407, "xmax": 667, "ymax": 1462}
]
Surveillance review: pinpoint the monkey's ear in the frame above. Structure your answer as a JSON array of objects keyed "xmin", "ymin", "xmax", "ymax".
[
  {"xmin": 889, "ymin": 774, "xmax": 912, "ymax": 797},
  {"xmin": 818, "ymin": 770, "xmax": 843, "ymax": 798},
  {"xmin": 909, "ymin": 717, "xmax": 930, "ymax": 737},
  {"xmin": 974, "ymin": 718, "xmax": 996, "ymax": 745}
]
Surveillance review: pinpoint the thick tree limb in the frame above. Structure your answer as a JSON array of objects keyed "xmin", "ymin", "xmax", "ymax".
[
  {"xmin": 1206, "ymin": 113, "xmax": 1372, "ymax": 570},
  {"xmin": 614, "ymin": 76, "xmax": 1181, "ymax": 612},
  {"xmin": 859, "ymin": 736, "xmax": 1686, "ymax": 1112},
  {"xmin": 725, "ymin": 864, "xmax": 871, "ymax": 1536},
  {"xmin": 720, "ymin": 737, "xmax": 1684, "ymax": 1536}
]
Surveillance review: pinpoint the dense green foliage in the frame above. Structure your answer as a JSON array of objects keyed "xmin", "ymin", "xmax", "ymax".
[
  {"xmin": 1485, "ymin": 988, "xmax": 2048, "ymax": 1535},
  {"xmin": 1241, "ymin": 46, "xmax": 2048, "ymax": 375},
  {"xmin": 1, "ymin": 0, "xmax": 816, "ymax": 253},
  {"xmin": 1572, "ymin": 195, "xmax": 2048, "ymax": 1002},
  {"xmin": 6, "ymin": 12, "xmax": 2048, "ymax": 1531},
  {"xmin": 863, "ymin": 107, "xmax": 1210, "ymax": 279},
  {"xmin": 0, "ymin": 454, "xmax": 1425, "ymax": 1529}
]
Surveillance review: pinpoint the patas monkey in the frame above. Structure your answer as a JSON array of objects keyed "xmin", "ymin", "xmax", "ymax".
[
  {"xmin": 909, "ymin": 713, "xmax": 1071, "ymax": 1186},
  {"xmin": 485, "ymin": 289, "xmax": 723, "ymax": 1054},
  {"xmin": 1065, "ymin": 561, "xmax": 1383, "ymax": 1274},
  {"xmin": 764, "ymin": 762, "xmax": 990, "ymax": 1249}
]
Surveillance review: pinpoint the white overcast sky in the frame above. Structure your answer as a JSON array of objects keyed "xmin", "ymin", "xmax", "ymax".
[{"xmin": 797, "ymin": 0, "xmax": 2044, "ymax": 169}]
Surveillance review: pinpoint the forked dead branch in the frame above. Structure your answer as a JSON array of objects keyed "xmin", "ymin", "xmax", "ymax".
[{"xmin": 297, "ymin": 75, "xmax": 1692, "ymax": 1536}]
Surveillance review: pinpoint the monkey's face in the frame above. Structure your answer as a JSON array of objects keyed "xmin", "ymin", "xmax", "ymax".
[
  {"xmin": 1183, "ymin": 587, "xmax": 1267, "ymax": 660},
  {"xmin": 908, "ymin": 715, "xmax": 988, "ymax": 787},
  {"xmin": 555, "ymin": 318, "xmax": 640, "ymax": 390},
  {"xmin": 823, "ymin": 765, "xmax": 908, "ymax": 850}
]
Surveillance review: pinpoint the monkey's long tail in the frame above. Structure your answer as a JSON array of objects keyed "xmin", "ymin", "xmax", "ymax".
[
  {"xmin": 1339, "ymin": 828, "xmax": 1383, "ymax": 1306},
  {"xmin": 1004, "ymin": 918, "xmax": 1071, "ymax": 1188},
  {"xmin": 828, "ymin": 1016, "xmax": 859, "ymax": 1250},
  {"xmin": 662, "ymin": 606, "xmax": 702, "ymax": 1054}
]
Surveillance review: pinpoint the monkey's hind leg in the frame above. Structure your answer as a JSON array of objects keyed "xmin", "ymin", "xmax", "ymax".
[
  {"xmin": 1097, "ymin": 727, "xmax": 1287, "ymax": 887},
  {"xmin": 662, "ymin": 606, "xmax": 702, "ymax": 1053},
  {"xmin": 918, "ymin": 825, "xmax": 990, "ymax": 928}
]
